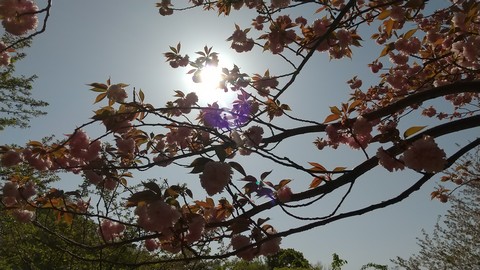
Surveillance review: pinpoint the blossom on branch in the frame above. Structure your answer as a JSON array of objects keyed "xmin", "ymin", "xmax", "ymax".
[
  {"xmin": 401, "ymin": 135, "xmax": 447, "ymax": 173},
  {"xmin": 199, "ymin": 161, "xmax": 233, "ymax": 196},
  {"xmin": 0, "ymin": 0, "xmax": 38, "ymax": 36}
]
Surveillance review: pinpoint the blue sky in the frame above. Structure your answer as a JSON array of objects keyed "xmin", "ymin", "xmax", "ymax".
[{"xmin": 1, "ymin": 0, "xmax": 476, "ymax": 268}]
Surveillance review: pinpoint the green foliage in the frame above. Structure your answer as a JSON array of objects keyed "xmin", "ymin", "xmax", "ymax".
[
  {"xmin": 0, "ymin": 209, "xmax": 157, "ymax": 269},
  {"xmin": 218, "ymin": 258, "xmax": 268, "ymax": 270},
  {"xmin": 360, "ymin": 262, "xmax": 388, "ymax": 270},
  {"xmin": 330, "ymin": 253, "xmax": 347, "ymax": 270},
  {"xmin": 392, "ymin": 148, "xmax": 480, "ymax": 269},
  {"xmin": 266, "ymin": 248, "xmax": 312, "ymax": 270},
  {"xmin": 0, "ymin": 36, "xmax": 48, "ymax": 130}
]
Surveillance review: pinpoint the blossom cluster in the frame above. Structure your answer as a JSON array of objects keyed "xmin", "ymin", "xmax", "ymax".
[
  {"xmin": 231, "ymin": 227, "xmax": 281, "ymax": 261},
  {"xmin": 199, "ymin": 161, "xmax": 233, "ymax": 196},
  {"xmin": 98, "ymin": 219, "xmax": 126, "ymax": 242},
  {"xmin": 1, "ymin": 181, "xmax": 36, "ymax": 223},
  {"xmin": 135, "ymin": 200, "xmax": 181, "ymax": 232},
  {"xmin": 377, "ymin": 135, "xmax": 446, "ymax": 173},
  {"xmin": 0, "ymin": 0, "xmax": 38, "ymax": 36},
  {"xmin": 319, "ymin": 116, "xmax": 373, "ymax": 150},
  {"xmin": 0, "ymin": 42, "xmax": 10, "ymax": 66},
  {"xmin": 0, "ymin": 130, "xmax": 101, "ymax": 174}
]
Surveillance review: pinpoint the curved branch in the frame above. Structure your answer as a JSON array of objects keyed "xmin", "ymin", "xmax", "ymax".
[
  {"xmin": 208, "ymin": 115, "xmax": 480, "ymax": 229},
  {"xmin": 263, "ymin": 80, "xmax": 480, "ymax": 144},
  {"xmin": 276, "ymin": 137, "xmax": 480, "ymax": 238}
]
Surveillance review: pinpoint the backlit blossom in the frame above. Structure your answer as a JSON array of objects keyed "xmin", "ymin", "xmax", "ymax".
[
  {"xmin": 244, "ymin": 126, "xmax": 264, "ymax": 147},
  {"xmin": 232, "ymin": 234, "xmax": 256, "ymax": 261},
  {"xmin": 401, "ymin": 135, "xmax": 446, "ymax": 173},
  {"xmin": 376, "ymin": 147, "xmax": 405, "ymax": 172},
  {"xmin": 106, "ymin": 84, "xmax": 128, "ymax": 103},
  {"xmin": 259, "ymin": 228, "xmax": 281, "ymax": 256},
  {"xmin": 12, "ymin": 209, "xmax": 34, "ymax": 223},
  {"xmin": 0, "ymin": 0, "xmax": 38, "ymax": 36},
  {"xmin": 185, "ymin": 214, "xmax": 205, "ymax": 243},
  {"xmin": 277, "ymin": 186, "xmax": 292, "ymax": 202},
  {"xmin": 144, "ymin": 238, "xmax": 159, "ymax": 251},
  {"xmin": 1, "ymin": 150, "xmax": 21, "ymax": 167},
  {"xmin": 98, "ymin": 219, "xmax": 125, "ymax": 242},
  {"xmin": 271, "ymin": 0, "xmax": 290, "ymax": 8},
  {"xmin": 200, "ymin": 161, "xmax": 232, "ymax": 196},
  {"xmin": 0, "ymin": 41, "xmax": 10, "ymax": 66},
  {"xmin": 116, "ymin": 137, "xmax": 136, "ymax": 155},
  {"xmin": 135, "ymin": 200, "xmax": 181, "ymax": 232}
]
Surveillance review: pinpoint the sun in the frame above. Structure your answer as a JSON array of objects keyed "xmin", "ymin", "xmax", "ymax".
[{"xmin": 183, "ymin": 58, "xmax": 237, "ymax": 107}]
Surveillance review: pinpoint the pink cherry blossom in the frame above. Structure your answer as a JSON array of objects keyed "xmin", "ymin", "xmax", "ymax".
[
  {"xmin": 103, "ymin": 178, "xmax": 117, "ymax": 191},
  {"xmin": 116, "ymin": 137, "xmax": 136, "ymax": 155},
  {"xmin": 84, "ymin": 170, "xmax": 103, "ymax": 185},
  {"xmin": 158, "ymin": 0, "xmax": 173, "ymax": 16},
  {"xmin": 244, "ymin": 126, "xmax": 264, "ymax": 147},
  {"xmin": 2, "ymin": 181, "xmax": 19, "ymax": 206},
  {"xmin": 229, "ymin": 28, "xmax": 254, "ymax": 53},
  {"xmin": 144, "ymin": 238, "xmax": 159, "ymax": 251},
  {"xmin": 271, "ymin": 0, "xmax": 291, "ymax": 9},
  {"xmin": 369, "ymin": 60, "xmax": 383, "ymax": 73},
  {"xmin": 135, "ymin": 200, "xmax": 181, "ymax": 232},
  {"xmin": 376, "ymin": 147, "xmax": 405, "ymax": 172},
  {"xmin": 0, "ymin": 0, "xmax": 38, "ymax": 36},
  {"xmin": 1, "ymin": 150, "xmax": 21, "ymax": 167},
  {"xmin": 348, "ymin": 77, "xmax": 362, "ymax": 89},
  {"xmin": 199, "ymin": 161, "xmax": 232, "ymax": 196},
  {"xmin": 0, "ymin": 41, "xmax": 11, "ymax": 66},
  {"xmin": 401, "ymin": 135, "xmax": 447, "ymax": 173},
  {"xmin": 185, "ymin": 214, "xmax": 205, "ymax": 243},
  {"xmin": 98, "ymin": 219, "xmax": 125, "ymax": 242},
  {"xmin": 20, "ymin": 181, "xmax": 36, "ymax": 199},
  {"xmin": 277, "ymin": 186, "xmax": 292, "ymax": 202},
  {"xmin": 12, "ymin": 209, "xmax": 34, "ymax": 223},
  {"xmin": 259, "ymin": 228, "xmax": 281, "ymax": 256},
  {"xmin": 390, "ymin": 5, "xmax": 406, "ymax": 22},
  {"xmin": 422, "ymin": 106, "xmax": 437, "ymax": 117},
  {"xmin": 106, "ymin": 84, "xmax": 128, "ymax": 103},
  {"xmin": 231, "ymin": 234, "xmax": 256, "ymax": 261}
]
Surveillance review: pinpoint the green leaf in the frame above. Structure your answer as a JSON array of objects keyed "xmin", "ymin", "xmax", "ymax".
[{"xmin": 404, "ymin": 126, "xmax": 427, "ymax": 138}]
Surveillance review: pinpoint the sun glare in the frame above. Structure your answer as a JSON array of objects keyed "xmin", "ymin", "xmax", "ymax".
[{"xmin": 183, "ymin": 58, "xmax": 237, "ymax": 107}]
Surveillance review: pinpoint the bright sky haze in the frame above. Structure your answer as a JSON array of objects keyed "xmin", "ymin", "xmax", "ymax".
[{"xmin": 2, "ymin": 1, "xmax": 476, "ymax": 269}]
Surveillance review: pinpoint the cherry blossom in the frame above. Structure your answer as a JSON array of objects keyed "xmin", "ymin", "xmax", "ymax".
[
  {"xmin": 12, "ymin": 209, "xmax": 34, "ymax": 223},
  {"xmin": 277, "ymin": 185, "xmax": 292, "ymax": 202},
  {"xmin": 199, "ymin": 161, "xmax": 232, "ymax": 196},
  {"xmin": 259, "ymin": 228, "xmax": 282, "ymax": 256},
  {"xmin": 106, "ymin": 84, "xmax": 128, "ymax": 103},
  {"xmin": 98, "ymin": 219, "xmax": 126, "ymax": 242},
  {"xmin": 1, "ymin": 150, "xmax": 21, "ymax": 167},
  {"xmin": 0, "ymin": 0, "xmax": 38, "ymax": 36},
  {"xmin": 135, "ymin": 200, "xmax": 181, "ymax": 232},
  {"xmin": 402, "ymin": 136, "xmax": 447, "ymax": 173},
  {"xmin": 231, "ymin": 234, "xmax": 256, "ymax": 261},
  {"xmin": 376, "ymin": 147, "xmax": 405, "ymax": 172},
  {"xmin": 0, "ymin": 41, "xmax": 10, "ymax": 66}
]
